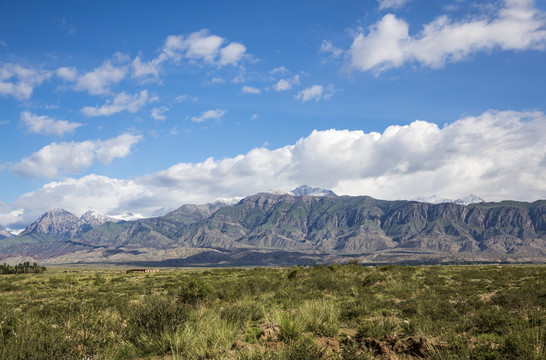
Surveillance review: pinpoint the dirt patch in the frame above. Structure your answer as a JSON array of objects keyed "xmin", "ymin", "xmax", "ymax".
[
  {"xmin": 259, "ymin": 324, "xmax": 280, "ymax": 342},
  {"xmin": 315, "ymin": 336, "xmax": 340, "ymax": 353},
  {"xmin": 357, "ymin": 333, "xmax": 442, "ymax": 358}
]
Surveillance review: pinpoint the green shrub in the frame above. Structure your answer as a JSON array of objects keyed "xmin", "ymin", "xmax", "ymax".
[{"xmin": 177, "ymin": 279, "xmax": 212, "ymax": 305}]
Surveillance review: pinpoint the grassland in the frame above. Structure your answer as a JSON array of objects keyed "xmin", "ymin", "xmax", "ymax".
[{"xmin": 0, "ymin": 264, "xmax": 545, "ymax": 359}]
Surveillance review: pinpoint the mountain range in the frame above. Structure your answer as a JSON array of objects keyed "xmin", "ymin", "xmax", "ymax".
[{"xmin": 1, "ymin": 186, "xmax": 545, "ymax": 266}]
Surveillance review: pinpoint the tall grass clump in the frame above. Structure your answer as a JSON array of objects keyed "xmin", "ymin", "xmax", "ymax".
[
  {"xmin": 298, "ymin": 298, "xmax": 340, "ymax": 337},
  {"xmin": 170, "ymin": 309, "xmax": 238, "ymax": 359}
]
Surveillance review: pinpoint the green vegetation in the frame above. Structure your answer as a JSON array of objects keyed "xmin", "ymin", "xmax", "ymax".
[
  {"xmin": 0, "ymin": 261, "xmax": 46, "ymax": 274},
  {"xmin": 0, "ymin": 264, "xmax": 545, "ymax": 359}
]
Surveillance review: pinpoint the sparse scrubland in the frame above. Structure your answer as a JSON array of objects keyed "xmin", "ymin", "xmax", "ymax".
[{"xmin": 0, "ymin": 264, "xmax": 544, "ymax": 359}]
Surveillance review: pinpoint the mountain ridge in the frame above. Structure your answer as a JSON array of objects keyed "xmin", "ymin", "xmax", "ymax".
[{"xmin": 1, "ymin": 188, "xmax": 545, "ymax": 265}]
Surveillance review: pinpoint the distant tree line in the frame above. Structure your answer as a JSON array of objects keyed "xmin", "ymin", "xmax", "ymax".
[{"xmin": 0, "ymin": 261, "xmax": 46, "ymax": 274}]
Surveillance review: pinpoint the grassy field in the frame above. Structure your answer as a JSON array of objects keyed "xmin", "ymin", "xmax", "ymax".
[{"xmin": 0, "ymin": 263, "xmax": 545, "ymax": 359}]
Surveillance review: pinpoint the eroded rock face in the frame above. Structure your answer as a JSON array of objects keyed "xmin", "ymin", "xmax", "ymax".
[
  {"xmin": 4, "ymin": 194, "xmax": 546, "ymax": 264},
  {"xmin": 21, "ymin": 208, "xmax": 91, "ymax": 239}
]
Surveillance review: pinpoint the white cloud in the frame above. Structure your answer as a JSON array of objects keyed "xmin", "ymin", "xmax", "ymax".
[
  {"xmin": 191, "ymin": 109, "xmax": 226, "ymax": 123},
  {"xmin": 241, "ymin": 85, "xmax": 261, "ymax": 94},
  {"xmin": 209, "ymin": 77, "xmax": 226, "ymax": 84},
  {"xmin": 4, "ymin": 110, "xmax": 546, "ymax": 229},
  {"xmin": 20, "ymin": 111, "xmax": 82, "ymax": 136},
  {"xmin": 175, "ymin": 94, "xmax": 198, "ymax": 102},
  {"xmin": 141, "ymin": 109, "xmax": 546, "ymax": 203},
  {"xmin": 269, "ymin": 66, "xmax": 289, "ymax": 75},
  {"xmin": 273, "ymin": 75, "xmax": 300, "ymax": 91},
  {"xmin": 55, "ymin": 66, "xmax": 78, "ymax": 81},
  {"xmin": 82, "ymin": 90, "xmax": 149, "ymax": 117},
  {"xmin": 0, "ymin": 63, "xmax": 51, "ymax": 100},
  {"xmin": 273, "ymin": 79, "xmax": 291, "ymax": 91},
  {"xmin": 295, "ymin": 84, "xmax": 335, "ymax": 102},
  {"xmin": 378, "ymin": 0, "xmax": 411, "ymax": 10},
  {"xmin": 75, "ymin": 61, "xmax": 127, "ymax": 95},
  {"xmin": 131, "ymin": 56, "xmax": 161, "ymax": 81},
  {"xmin": 161, "ymin": 29, "xmax": 248, "ymax": 67},
  {"xmin": 151, "ymin": 106, "xmax": 169, "ymax": 121},
  {"xmin": 2, "ymin": 175, "xmax": 151, "ymax": 229},
  {"xmin": 219, "ymin": 42, "xmax": 247, "ymax": 66},
  {"xmin": 11, "ymin": 133, "xmax": 142, "ymax": 178},
  {"xmin": 250, "ymin": 114, "xmax": 259, "ymax": 121},
  {"xmin": 320, "ymin": 40, "xmax": 343, "ymax": 58},
  {"xmin": 350, "ymin": 0, "xmax": 546, "ymax": 73}
]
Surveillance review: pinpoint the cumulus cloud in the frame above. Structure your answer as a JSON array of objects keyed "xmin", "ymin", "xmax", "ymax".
[
  {"xmin": 295, "ymin": 84, "xmax": 335, "ymax": 102},
  {"xmin": 82, "ymin": 90, "xmax": 149, "ymax": 116},
  {"xmin": 350, "ymin": 0, "xmax": 546, "ymax": 73},
  {"xmin": 75, "ymin": 61, "xmax": 127, "ymax": 95},
  {"xmin": 191, "ymin": 109, "xmax": 226, "ymax": 123},
  {"xmin": 3, "ymin": 110, "xmax": 546, "ymax": 228},
  {"xmin": 0, "ymin": 63, "xmax": 51, "ymax": 100},
  {"xmin": 218, "ymin": 42, "xmax": 247, "ymax": 65},
  {"xmin": 2, "ymin": 175, "xmax": 151, "ymax": 229},
  {"xmin": 131, "ymin": 56, "xmax": 162, "ymax": 81},
  {"xmin": 273, "ymin": 75, "xmax": 300, "ymax": 92},
  {"xmin": 161, "ymin": 29, "xmax": 248, "ymax": 67},
  {"xmin": 241, "ymin": 85, "xmax": 261, "ymax": 94},
  {"xmin": 11, "ymin": 133, "xmax": 142, "ymax": 178},
  {"xmin": 151, "ymin": 106, "xmax": 169, "ymax": 121},
  {"xmin": 55, "ymin": 66, "xmax": 78, "ymax": 81},
  {"xmin": 378, "ymin": 0, "xmax": 411, "ymax": 10},
  {"xmin": 20, "ymin": 111, "xmax": 82, "ymax": 136}
]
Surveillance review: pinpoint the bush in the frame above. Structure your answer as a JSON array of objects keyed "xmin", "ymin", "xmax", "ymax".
[{"xmin": 177, "ymin": 279, "xmax": 212, "ymax": 305}]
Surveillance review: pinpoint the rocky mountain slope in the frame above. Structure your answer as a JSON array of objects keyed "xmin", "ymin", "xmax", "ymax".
[
  {"xmin": 1, "ymin": 188, "xmax": 545, "ymax": 265},
  {"xmin": 0, "ymin": 225, "xmax": 12, "ymax": 240}
]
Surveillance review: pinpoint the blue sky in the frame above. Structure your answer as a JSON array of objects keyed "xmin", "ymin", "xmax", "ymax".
[{"xmin": 1, "ymin": 0, "xmax": 546, "ymax": 229}]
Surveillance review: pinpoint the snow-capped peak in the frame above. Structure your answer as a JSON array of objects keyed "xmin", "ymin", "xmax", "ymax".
[
  {"xmin": 80, "ymin": 210, "xmax": 119, "ymax": 227},
  {"xmin": 413, "ymin": 194, "xmax": 484, "ymax": 206}
]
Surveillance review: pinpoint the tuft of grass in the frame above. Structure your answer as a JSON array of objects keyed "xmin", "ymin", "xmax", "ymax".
[
  {"xmin": 298, "ymin": 299, "xmax": 340, "ymax": 337},
  {"xmin": 170, "ymin": 309, "xmax": 238, "ymax": 359}
]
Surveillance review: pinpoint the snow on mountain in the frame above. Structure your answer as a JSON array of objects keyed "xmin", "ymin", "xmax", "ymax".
[
  {"xmin": 80, "ymin": 210, "xmax": 120, "ymax": 228},
  {"xmin": 413, "ymin": 195, "xmax": 485, "ymax": 206},
  {"xmin": 109, "ymin": 213, "xmax": 146, "ymax": 222}
]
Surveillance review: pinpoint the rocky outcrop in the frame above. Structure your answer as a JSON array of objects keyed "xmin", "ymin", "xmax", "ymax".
[
  {"xmin": 20, "ymin": 209, "xmax": 91, "ymax": 240},
  {"xmin": 0, "ymin": 224, "xmax": 13, "ymax": 239}
]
